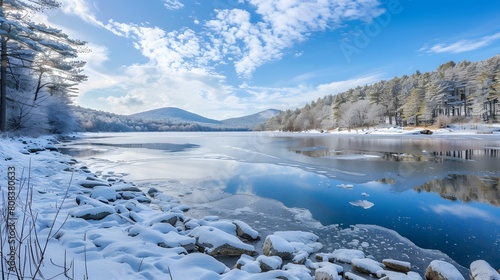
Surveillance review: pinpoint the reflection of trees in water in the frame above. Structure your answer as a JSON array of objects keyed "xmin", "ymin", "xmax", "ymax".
[
  {"xmin": 414, "ymin": 175, "xmax": 500, "ymax": 206},
  {"xmin": 431, "ymin": 149, "xmax": 498, "ymax": 161}
]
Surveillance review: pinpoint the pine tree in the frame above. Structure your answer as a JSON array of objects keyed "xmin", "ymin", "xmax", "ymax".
[{"xmin": 0, "ymin": 0, "xmax": 87, "ymax": 131}]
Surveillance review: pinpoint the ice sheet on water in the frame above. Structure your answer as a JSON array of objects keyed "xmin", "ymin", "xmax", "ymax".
[
  {"xmin": 337, "ymin": 183, "xmax": 354, "ymax": 189},
  {"xmin": 349, "ymin": 200, "xmax": 374, "ymax": 209}
]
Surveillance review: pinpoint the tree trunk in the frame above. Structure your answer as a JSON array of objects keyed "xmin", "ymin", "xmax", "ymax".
[
  {"xmin": 1, "ymin": 30, "xmax": 7, "ymax": 131},
  {"xmin": 1, "ymin": 0, "xmax": 7, "ymax": 131}
]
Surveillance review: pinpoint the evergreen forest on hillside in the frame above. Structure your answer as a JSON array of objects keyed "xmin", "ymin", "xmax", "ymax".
[{"xmin": 265, "ymin": 56, "xmax": 500, "ymax": 132}]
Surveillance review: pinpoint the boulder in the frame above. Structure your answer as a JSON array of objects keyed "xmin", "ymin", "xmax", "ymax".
[
  {"xmin": 316, "ymin": 249, "xmax": 365, "ymax": 264},
  {"xmin": 344, "ymin": 272, "xmax": 366, "ymax": 280},
  {"xmin": 292, "ymin": 251, "xmax": 309, "ymax": 264},
  {"xmin": 79, "ymin": 179, "xmax": 109, "ymax": 188},
  {"xmin": 147, "ymin": 212, "xmax": 185, "ymax": 226},
  {"xmin": 425, "ymin": 260, "xmax": 465, "ymax": 280},
  {"xmin": 352, "ymin": 258, "xmax": 384, "ymax": 275},
  {"xmin": 90, "ymin": 187, "xmax": 119, "ymax": 202},
  {"xmin": 72, "ymin": 205, "xmax": 115, "ymax": 220},
  {"xmin": 377, "ymin": 270, "xmax": 423, "ymax": 280},
  {"xmin": 262, "ymin": 235, "xmax": 295, "ymax": 259},
  {"xmin": 233, "ymin": 220, "xmax": 259, "ymax": 241},
  {"xmin": 315, "ymin": 264, "xmax": 341, "ymax": 280},
  {"xmin": 256, "ymin": 255, "xmax": 282, "ymax": 271},
  {"xmin": 470, "ymin": 260, "xmax": 500, "ymax": 280},
  {"xmin": 188, "ymin": 226, "xmax": 257, "ymax": 257},
  {"xmin": 383, "ymin": 259, "xmax": 412, "ymax": 273}
]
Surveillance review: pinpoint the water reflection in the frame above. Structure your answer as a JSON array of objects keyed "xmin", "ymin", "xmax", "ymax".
[
  {"xmin": 295, "ymin": 147, "xmax": 500, "ymax": 163},
  {"xmin": 414, "ymin": 175, "xmax": 500, "ymax": 206}
]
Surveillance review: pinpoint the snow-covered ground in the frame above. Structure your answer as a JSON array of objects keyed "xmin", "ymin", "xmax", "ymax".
[
  {"xmin": 1, "ymin": 134, "xmax": 498, "ymax": 279},
  {"xmin": 300, "ymin": 123, "xmax": 500, "ymax": 135}
]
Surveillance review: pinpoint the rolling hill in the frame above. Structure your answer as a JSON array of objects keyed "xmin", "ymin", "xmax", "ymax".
[
  {"xmin": 130, "ymin": 107, "xmax": 222, "ymax": 124},
  {"xmin": 129, "ymin": 107, "xmax": 280, "ymax": 130}
]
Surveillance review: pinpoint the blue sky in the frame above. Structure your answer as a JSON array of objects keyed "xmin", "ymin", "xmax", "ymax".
[{"xmin": 37, "ymin": 0, "xmax": 500, "ymax": 119}]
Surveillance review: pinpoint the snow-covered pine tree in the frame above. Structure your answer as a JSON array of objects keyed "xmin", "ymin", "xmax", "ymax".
[{"xmin": 0, "ymin": 0, "xmax": 87, "ymax": 132}]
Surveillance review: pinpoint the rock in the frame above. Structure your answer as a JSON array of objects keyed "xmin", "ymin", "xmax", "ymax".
[
  {"xmin": 90, "ymin": 187, "xmax": 119, "ymax": 202},
  {"xmin": 188, "ymin": 226, "xmax": 257, "ymax": 257},
  {"xmin": 44, "ymin": 145, "xmax": 59, "ymax": 151},
  {"xmin": 470, "ymin": 260, "xmax": 500, "ymax": 280},
  {"xmin": 352, "ymin": 258, "xmax": 384, "ymax": 275},
  {"xmin": 233, "ymin": 220, "xmax": 259, "ymax": 241},
  {"xmin": 383, "ymin": 259, "xmax": 412, "ymax": 273},
  {"xmin": 420, "ymin": 129, "xmax": 433, "ymax": 135},
  {"xmin": 128, "ymin": 225, "xmax": 195, "ymax": 251},
  {"xmin": 147, "ymin": 212, "xmax": 185, "ymax": 226},
  {"xmin": 316, "ymin": 249, "xmax": 365, "ymax": 264},
  {"xmin": 72, "ymin": 205, "xmax": 115, "ymax": 220},
  {"xmin": 79, "ymin": 166, "xmax": 92, "ymax": 173},
  {"xmin": 135, "ymin": 196, "xmax": 152, "ymax": 203},
  {"xmin": 112, "ymin": 184, "xmax": 142, "ymax": 192},
  {"xmin": 26, "ymin": 146, "xmax": 45, "ymax": 153},
  {"xmin": 345, "ymin": 272, "xmax": 366, "ymax": 280},
  {"xmin": 147, "ymin": 187, "xmax": 160, "ymax": 197},
  {"xmin": 425, "ymin": 260, "xmax": 465, "ymax": 280},
  {"xmin": 263, "ymin": 235, "xmax": 295, "ymax": 259},
  {"xmin": 378, "ymin": 270, "xmax": 422, "ymax": 280},
  {"xmin": 292, "ymin": 251, "xmax": 309, "ymax": 264},
  {"xmin": 315, "ymin": 263, "xmax": 341, "ymax": 280},
  {"xmin": 256, "ymin": 255, "xmax": 282, "ymax": 271},
  {"xmin": 79, "ymin": 179, "xmax": 109, "ymax": 188},
  {"xmin": 274, "ymin": 231, "xmax": 323, "ymax": 254}
]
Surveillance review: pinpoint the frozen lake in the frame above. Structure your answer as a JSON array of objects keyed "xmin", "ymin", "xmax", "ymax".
[{"xmin": 60, "ymin": 132, "xmax": 500, "ymax": 270}]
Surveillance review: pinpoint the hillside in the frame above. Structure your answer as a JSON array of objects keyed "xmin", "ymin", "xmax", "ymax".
[
  {"xmin": 71, "ymin": 106, "xmax": 279, "ymax": 132},
  {"xmin": 222, "ymin": 109, "xmax": 281, "ymax": 129},
  {"xmin": 130, "ymin": 107, "xmax": 222, "ymax": 125},
  {"xmin": 266, "ymin": 55, "xmax": 500, "ymax": 132}
]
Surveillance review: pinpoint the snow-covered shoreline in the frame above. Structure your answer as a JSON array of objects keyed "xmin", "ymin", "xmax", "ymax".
[{"xmin": 1, "ymin": 135, "xmax": 499, "ymax": 279}]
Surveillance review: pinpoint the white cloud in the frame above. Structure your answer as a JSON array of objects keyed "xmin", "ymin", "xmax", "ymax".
[
  {"xmin": 206, "ymin": 0, "xmax": 384, "ymax": 77},
  {"xmin": 428, "ymin": 204, "xmax": 500, "ymax": 225},
  {"xmin": 164, "ymin": 0, "xmax": 184, "ymax": 10},
  {"xmin": 421, "ymin": 32, "xmax": 500, "ymax": 54},
  {"xmin": 58, "ymin": 0, "xmax": 104, "ymax": 27}
]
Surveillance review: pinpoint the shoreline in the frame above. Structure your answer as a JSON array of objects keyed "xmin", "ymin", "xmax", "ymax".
[{"xmin": 1, "ymin": 134, "xmax": 498, "ymax": 279}]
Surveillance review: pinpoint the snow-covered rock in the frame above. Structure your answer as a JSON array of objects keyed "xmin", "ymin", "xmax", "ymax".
[
  {"xmin": 352, "ymin": 258, "xmax": 384, "ymax": 275},
  {"xmin": 188, "ymin": 226, "xmax": 257, "ymax": 256},
  {"xmin": 315, "ymin": 263, "xmax": 341, "ymax": 280},
  {"xmin": 425, "ymin": 260, "xmax": 465, "ymax": 280},
  {"xmin": 78, "ymin": 179, "xmax": 110, "ymax": 188},
  {"xmin": 345, "ymin": 272, "xmax": 366, "ymax": 280},
  {"xmin": 470, "ymin": 260, "xmax": 500, "ymax": 280},
  {"xmin": 383, "ymin": 259, "xmax": 412, "ymax": 273},
  {"xmin": 292, "ymin": 251, "xmax": 309, "ymax": 264},
  {"xmin": 378, "ymin": 270, "xmax": 423, "ymax": 280},
  {"xmin": 274, "ymin": 231, "xmax": 323, "ymax": 254},
  {"xmin": 263, "ymin": 234, "xmax": 295, "ymax": 259},
  {"xmin": 90, "ymin": 187, "xmax": 119, "ymax": 202},
  {"xmin": 234, "ymin": 220, "xmax": 260, "ymax": 240},
  {"xmin": 316, "ymin": 249, "xmax": 365, "ymax": 264},
  {"xmin": 72, "ymin": 205, "xmax": 115, "ymax": 220},
  {"xmin": 256, "ymin": 255, "xmax": 282, "ymax": 271}
]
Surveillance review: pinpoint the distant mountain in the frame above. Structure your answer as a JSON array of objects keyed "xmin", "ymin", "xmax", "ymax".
[
  {"xmin": 130, "ymin": 107, "xmax": 280, "ymax": 130},
  {"xmin": 130, "ymin": 107, "xmax": 222, "ymax": 124},
  {"xmin": 222, "ymin": 109, "xmax": 281, "ymax": 129}
]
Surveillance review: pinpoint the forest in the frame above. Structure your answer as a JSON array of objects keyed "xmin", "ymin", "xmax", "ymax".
[{"xmin": 265, "ymin": 56, "xmax": 500, "ymax": 132}]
